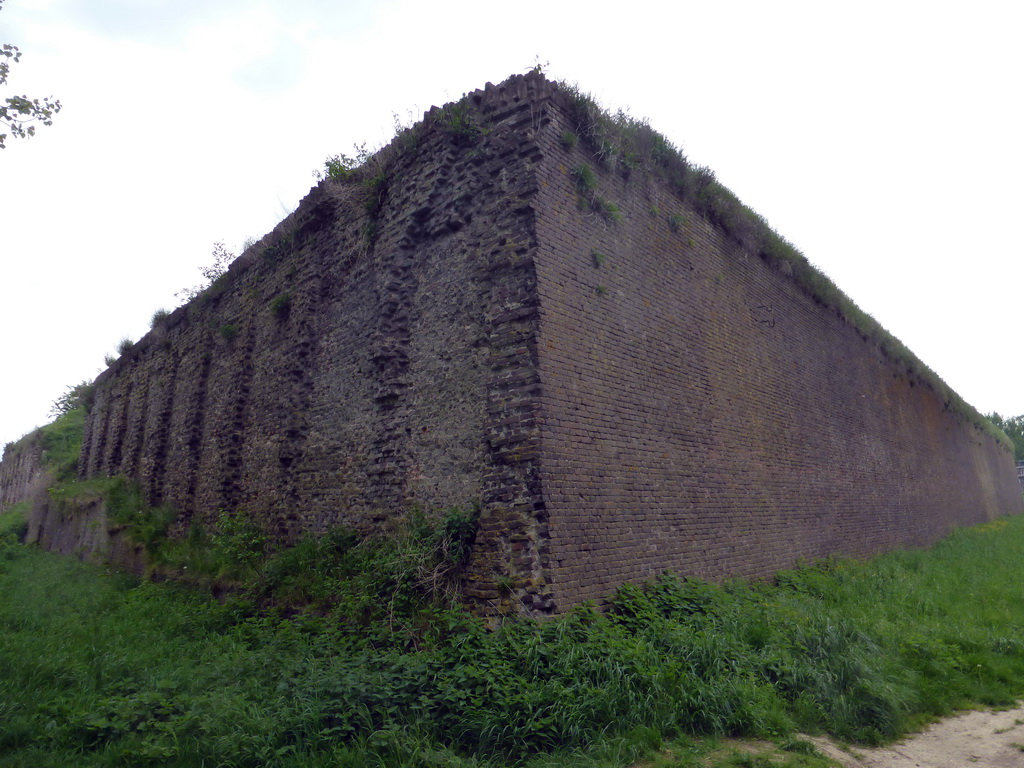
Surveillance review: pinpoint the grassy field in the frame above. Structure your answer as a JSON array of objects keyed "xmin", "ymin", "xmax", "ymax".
[{"xmin": 1, "ymin": 499, "xmax": 1024, "ymax": 767}]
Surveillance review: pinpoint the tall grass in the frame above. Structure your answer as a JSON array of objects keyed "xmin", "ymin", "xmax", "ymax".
[
  {"xmin": 1, "ymin": 516, "xmax": 1023, "ymax": 767},
  {"xmin": 0, "ymin": 407, "xmax": 85, "ymax": 486}
]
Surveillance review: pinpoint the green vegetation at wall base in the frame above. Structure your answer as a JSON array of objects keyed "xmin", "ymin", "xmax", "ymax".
[
  {"xmin": 0, "ymin": 500, "xmax": 28, "ymax": 542},
  {"xmin": 2, "ymin": 513, "xmax": 1024, "ymax": 767}
]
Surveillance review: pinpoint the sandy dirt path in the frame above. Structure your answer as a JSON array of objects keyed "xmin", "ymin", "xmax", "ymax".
[{"xmin": 808, "ymin": 704, "xmax": 1024, "ymax": 767}]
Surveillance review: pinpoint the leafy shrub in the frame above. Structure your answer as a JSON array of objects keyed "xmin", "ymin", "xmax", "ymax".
[
  {"xmin": 0, "ymin": 501, "xmax": 29, "ymax": 543},
  {"xmin": 176, "ymin": 241, "xmax": 235, "ymax": 304},
  {"xmin": 315, "ymin": 143, "xmax": 372, "ymax": 182},
  {"xmin": 210, "ymin": 509, "xmax": 267, "ymax": 582},
  {"xmin": 49, "ymin": 380, "xmax": 95, "ymax": 418},
  {"xmin": 150, "ymin": 308, "xmax": 170, "ymax": 327},
  {"xmin": 437, "ymin": 98, "xmax": 482, "ymax": 146},
  {"xmin": 253, "ymin": 506, "xmax": 480, "ymax": 629}
]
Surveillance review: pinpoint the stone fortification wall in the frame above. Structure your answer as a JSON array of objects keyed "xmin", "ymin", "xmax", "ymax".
[
  {"xmin": 4, "ymin": 71, "xmax": 1020, "ymax": 614},
  {"xmin": 528, "ymin": 91, "xmax": 1022, "ymax": 607},
  {"xmin": 76, "ymin": 75, "xmax": 553, "ymax": 602},
  {"xmin": 0, "ymin": 434, "xmax": 45, "ymax": 512}
]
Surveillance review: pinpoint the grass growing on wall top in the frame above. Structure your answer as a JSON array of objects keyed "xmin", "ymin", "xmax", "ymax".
[
  {"xmin": 2, "ymin": 511, "xmax": 1024, "ymax": 766},
  {"xmin": 0, "ymin": 406, "xmax": 85, "ymax": 485},
  {"xmin": 37, "ymin": 407, "xmax": 86, "ymax": 481}
]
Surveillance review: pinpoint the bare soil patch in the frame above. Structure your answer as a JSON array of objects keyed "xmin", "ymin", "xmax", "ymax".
[{"xmin": 808, "ymin": 704, "xmax": 1024, "ymax": 767}]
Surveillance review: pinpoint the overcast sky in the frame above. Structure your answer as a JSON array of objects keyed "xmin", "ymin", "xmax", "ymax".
[{"xmin": 1, "ymin": 0, "xmax": 1022, "ymax": 449}]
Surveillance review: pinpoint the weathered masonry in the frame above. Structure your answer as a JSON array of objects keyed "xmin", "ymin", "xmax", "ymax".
[{"xmin": 8, "ymin": 71, "xmax": 1022, "ymax": 613}]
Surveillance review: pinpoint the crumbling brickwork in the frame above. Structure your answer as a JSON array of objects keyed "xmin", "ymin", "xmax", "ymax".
[
  {"xmin": 0, "ymin": 435, "xmax": 44, "ymax": 512},
  {"xmin": 4, "ymin": 71, "xmax": 1021, "ymax": 614}
]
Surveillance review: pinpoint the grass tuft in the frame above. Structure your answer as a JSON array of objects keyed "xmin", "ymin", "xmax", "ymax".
[
  {"xmin": 270, "ymin": 293, "xmax": 292, "ymax": 318},
  {"xmin": 571, "ymin": 163, "xmax": 622, "ymax": 223}
]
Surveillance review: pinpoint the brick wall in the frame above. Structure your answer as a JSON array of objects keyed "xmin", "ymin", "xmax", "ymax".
[
  {"xmin": 529, "ymin": 87, "xmax": 1022, "ymax": 609},
  {"xmin": 73, "ymin": 76, "xmax": 554, "ymax": 609},
  {"xmin": 3, "ymin": 71, "xmax": 1020, "ymax": 614},
  {"xmin": 0, "ymin": 435, "xmax": 45, "ymax": 511}
]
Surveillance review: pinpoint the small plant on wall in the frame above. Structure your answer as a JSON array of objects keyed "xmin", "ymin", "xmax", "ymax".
[
  {"xmin": 572, "ymin": 163, "xmax": 597, "ymax": 195},
  {"xmin": 571, "ymin": 163, "xmax": 622, "ymax": 224},
  {"xmin": 314, "ymin": 143, "xmax": 372, "ymax": 182},
  {"xmin": 437, "ymin": 98, "xmax": 484, "ymax": 146},
  {"xmin": 270, "ymin": 293, "xmax": 292, "ymax": 319},
  {"xmin": 176, "ymin": 241, "xmax": 235, "ymax": 305}
]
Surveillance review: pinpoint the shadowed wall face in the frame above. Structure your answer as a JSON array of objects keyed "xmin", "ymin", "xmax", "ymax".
[{"xmin": 4, "ymin": 72, "xmax": 1020, "ymax": 615}]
